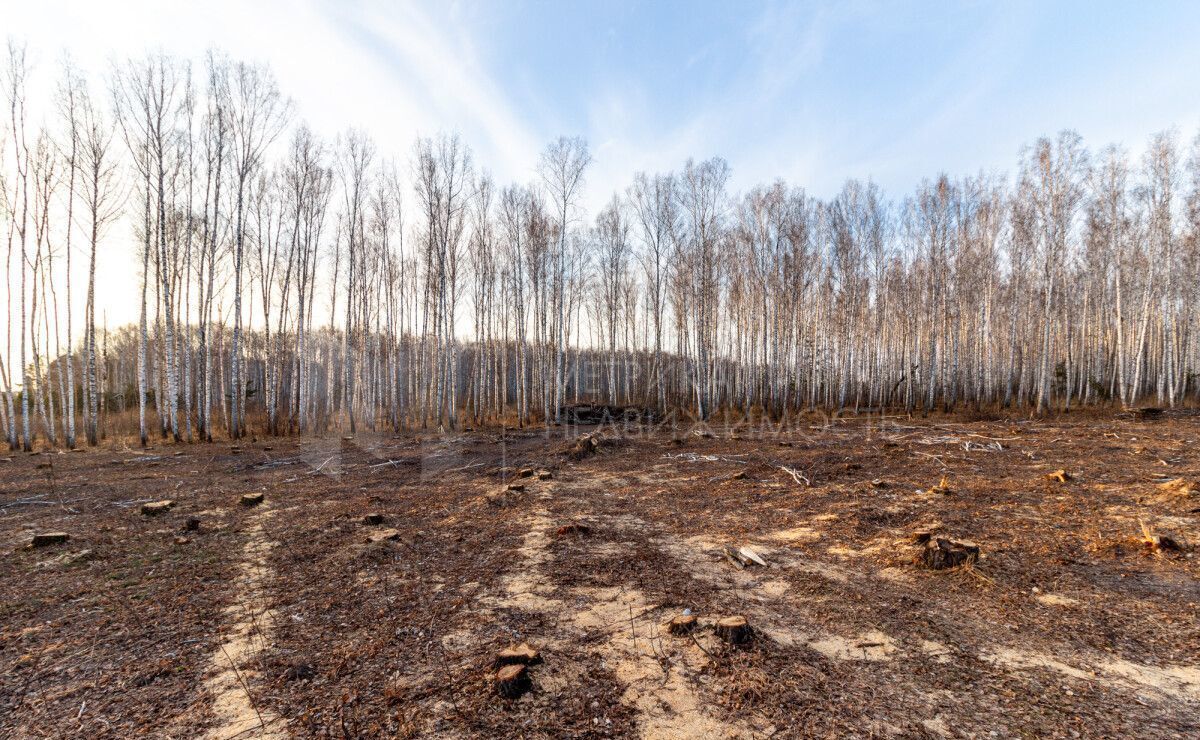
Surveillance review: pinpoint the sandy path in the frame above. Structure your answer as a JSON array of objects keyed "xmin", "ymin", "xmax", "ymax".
[{"xmin": 203, "ymin": 504, "xmax": 286, "ymax": 739}]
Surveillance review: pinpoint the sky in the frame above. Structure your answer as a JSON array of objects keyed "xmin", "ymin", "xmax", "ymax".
[{"xmin": 5, "ymin": 0, "xmax": 1200, "ymax": 330}]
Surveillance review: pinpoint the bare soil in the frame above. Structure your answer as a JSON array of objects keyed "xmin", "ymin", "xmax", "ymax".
[{"xmin": 2, "ymin": 411, "xmax": 1199, "ymax": 738}]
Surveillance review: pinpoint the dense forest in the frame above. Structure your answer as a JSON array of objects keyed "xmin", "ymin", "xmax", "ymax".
[{"xmin": 3, "ymin": 42, "xmax": 1200, "ymax": 450}]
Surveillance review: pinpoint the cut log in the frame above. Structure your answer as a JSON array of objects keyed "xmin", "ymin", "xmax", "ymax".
[
  {"xmin": 714, "ymin": 615, "xmax": 752, "ymax": 644},
  {"xmin": 494, "ymin": 663, "xmax": 531, "ymax": 699},
  {"xmin": 738, "ymin": 546, "xmax": 767, "ymax": 567},
  {"xmin": 362, "ymin": 513, "xmax": 385, "ymax": 525},
  {"xmin": 666, "ymin": 614, "xmax": 698, "ymax": 635},
  {"xmin": 555, "ymin": 523, "xmax": 590, "ymax": 537},
  {"xmin": 494, "ymin": 642, "xmax": 541, "ymax": 667},
  {"xmin": 241, "ymin": 492, "xmax": 264, "ymax": 507},
  {"xmin": 31, "ymin": 532, "xmax": 69, "ymax": 547},
  {"xmin": 723, "ymin": 545, "xmax": 767, "ymax": 568},
  {"xmin": 918, "ymin": 537, "xmax": 980, "ymax": 570},
  {"xmin": 141, "ymin": 500, "xmax": 175, "ymax": 516}
]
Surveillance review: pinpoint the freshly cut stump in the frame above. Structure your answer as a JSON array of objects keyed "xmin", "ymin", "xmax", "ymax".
[
  {"xmin": 240, "ymin": 492, "xmax": 264, "ymax": 507},
  {"xmin": 494, "ymin": 663, "xmax": 531, "ymax": 699},
  {"xmin": 494, "ymin": 642, "xmax": 541, "ymax": 668},
  {"xmin": 1044, "ymin": 469, "xmax": 1072, "ymax": 483},
  {"xmin": 362, "ymin": 512, "xmax": 384, "ymax": 525},
  {"xmin": 1143, "ymin": 532, "xmax": 1184, "ymax": 554},
  {"xmin": 666, "ymin": 614, "xmax": 698, "ymax": 635},
  {"xmin": 715, "ymin": 616, "xmax": 752, "ymax": 644},
  {"xmin": 517, "ymin": 467, "xmax": 535, "ymax": 478},
  {"xmin": 506, "ymin": 483, "xmax": 527, "ymax": 493},
  {"xmin": 918, "ymin": 537, "xmax": 980, "ymax": 570},
  {"xmin": 536, "ymin": 469, "xmax": 553, "ymax": 480},
  {"xmin": 141, "ymin": 500, "xmax": 175, "ymax": 516},
  {"xmin": 31, "ymin": 532, "xmax": 70, "ymax": 547}
]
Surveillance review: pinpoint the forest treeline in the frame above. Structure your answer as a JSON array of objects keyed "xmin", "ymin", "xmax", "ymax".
[{"xmin": 3, "ymin": 42, "xmax": 1200, "ymax": 450}]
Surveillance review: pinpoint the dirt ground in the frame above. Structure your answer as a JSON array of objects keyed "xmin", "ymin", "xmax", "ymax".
[{"xmin": 2, "ymin": 410, "xmax": 1199, "ymax": 738}]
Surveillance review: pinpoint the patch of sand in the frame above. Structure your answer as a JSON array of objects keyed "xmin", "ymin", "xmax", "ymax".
[
  {"xmin": 204, "ymin": 508, "xmax": 286, "ymax": 739},
  {"xmin": 809, "ymin": 630, "xmax": 899, "ymax": 662},
  {"xmin": 1099, "ymin": 657, "xmax": 1200, "ymax": 699},
  {"xmin": 486, "ymin": 510, "xmax": 560, "ymax": 612},
  {"xmin": 982, "ymin": 647, "xmax": 1200, "ymax": 699},
  {"xmin": 983, "ymin": 647, "xmax": 1094, "ymax": 681},
  {"xmin": 1034, "ymin": 593, "xmax": 1079, "ymax": 607},
  {"xmin": 767, "ymin": 526, "xmax": 822, "ymax": 544},
  {"xmin": 569, "ymin": 586, "xmax": 751, "ymax": 739}
]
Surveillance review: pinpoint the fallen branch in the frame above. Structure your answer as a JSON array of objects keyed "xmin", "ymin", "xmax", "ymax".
[
  {"xmin": 779, "ymin": 465, "xmax": 810, "ymax": 486},
  {"xmin": 367, "ymin": 459, "xmax": 403, "ymax": 469},
  {"xmin": 307, "ymin": 456, "xmax": 336, "ymax": 474}
]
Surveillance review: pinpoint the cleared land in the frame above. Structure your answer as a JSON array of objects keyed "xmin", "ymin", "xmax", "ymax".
[{"xmin": 2, "ymin": 411, "xmax": 1199, "ymax": 738}]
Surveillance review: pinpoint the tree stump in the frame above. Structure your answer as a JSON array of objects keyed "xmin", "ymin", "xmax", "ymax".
[
  {"xmin": 1146, "ymin": 534, "xmax": 1183, "ymax": 553},
  {"xmin": 536, "ymin": 469, "xmax": 553, "ymax": 480},
  {"xmin": 1044, "ymin": 469, "xmax": 1072, "ymax": 484},
  {"xmin": 494, "ymin": 642, "xmax": 541, "ymax": 667},
  {"xmin": 666, "ymin": 614, "xmax": 698, "ymax": 636},
  {"xmin": 184, "ymin": 517, "xmax": 202, "ymax": 532},
  {"xmin": 363, "ymin": 513, "xmax": 384, "ymax": 525},
  {"xmin": 141, "ymin": 500, "xmax": 175, "ymax": 516},
  {"xmin": 517, "ymin": 467, "xmax": 535, "ymax": 478},
  {"xmin": 31, "ymin": 532, "xmax": 69, "ymax": 547},
  {"xmin": 241, "ymin": 492, "xmax": 264, "ymax": 507},
  {"xmin": 567, "ymin": 435, "xmax": 600, "ymax": 460},
  {"xmin": 918, "ymin": 537, "xmax": 980, "ymax": 570},
  {"xmin": 714, "ymin": 616, "xmax": 751, "ymax": 644},
  {"xmin": 506, "ymin": 483, "xmax": 526, "ymax": 493},
  {"xmin": 555, "ymin": 523, "xmax": 590, "ymax": 537},
  {"xmin": 494, "ymin": 663, "xmax": 531, "ymax": 699}
]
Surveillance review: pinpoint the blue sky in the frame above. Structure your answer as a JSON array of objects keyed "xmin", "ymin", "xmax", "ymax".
[
  {"xmin": 11, "ymin": 0, "xmax": 1200, "ymax": 205},
  {"xmin": 326, "ymin": 0, "xmax": 1200, "ymax": 203},
  {"xmin": 7, "ymin": 0, "xmax": 1200, "ymax": 326}
]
